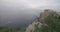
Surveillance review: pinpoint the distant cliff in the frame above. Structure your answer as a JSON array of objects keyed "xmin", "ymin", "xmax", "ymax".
[{"xmin": 25, "ymin": 9, "xmax": 60, "ymax": 32}]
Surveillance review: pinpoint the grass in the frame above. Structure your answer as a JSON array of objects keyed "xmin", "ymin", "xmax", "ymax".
[
  {"xmin": 0, "ymin": 27, "xmax": 26, "ymax": 32},
  {"xmin": 34, "ymin": 14, "xmax": 60, "ymax": 32}
]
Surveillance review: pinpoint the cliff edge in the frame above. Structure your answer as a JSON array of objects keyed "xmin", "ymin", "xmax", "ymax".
[{"xmin": 25, "ymin": 9, "xmax": 60, "ymax": 32}]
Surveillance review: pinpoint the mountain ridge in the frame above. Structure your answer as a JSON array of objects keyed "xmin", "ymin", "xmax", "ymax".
[{"xmin": 25, "ymin": 9, "xmax": 60, "ymax": 32}]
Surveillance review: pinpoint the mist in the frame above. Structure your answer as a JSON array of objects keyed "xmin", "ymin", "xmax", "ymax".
[{"xmin": 0, "ymin": 0, "xmax": 60, "ymax": 27}]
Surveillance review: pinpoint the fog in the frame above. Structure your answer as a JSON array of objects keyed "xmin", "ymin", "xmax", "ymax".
[{"xmin": 0, "ymin": 0, "xmax": 60, "ymax": 27}]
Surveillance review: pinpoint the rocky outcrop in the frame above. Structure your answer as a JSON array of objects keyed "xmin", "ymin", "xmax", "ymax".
[
  {"xmin": 25, "ymin": 9, "xmax": 59, "ymax": 32},
  {"xmin": 25, "ymin": 21, "xmax": 43, "ymax": 32}
]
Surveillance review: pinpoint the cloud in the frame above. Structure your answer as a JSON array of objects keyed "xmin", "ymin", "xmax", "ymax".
[
  {"xmin": 0, "ymin": 0, "xmax": 60, "ymax": 9},
  {"xmin": 0, "ymin": 0, "xmax": 60, "ymax": 26}
]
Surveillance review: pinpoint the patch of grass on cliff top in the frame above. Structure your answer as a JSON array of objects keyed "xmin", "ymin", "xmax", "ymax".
[
  {"xmin": 34, "ymin": 15, "xmax": 60, "ymax": 32},
  {"xmin": 45, "ymin": 15, "xmax": 60, "ymax": 32}
]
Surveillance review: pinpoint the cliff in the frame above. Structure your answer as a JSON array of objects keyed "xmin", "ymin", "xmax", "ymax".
[{"xmin": 25, "ymin": 9, "xmax": 60, "ymax": 32}]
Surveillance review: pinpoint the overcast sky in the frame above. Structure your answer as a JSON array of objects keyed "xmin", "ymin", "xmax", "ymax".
[
  {"xmin": 0, "ymin": 0, "xmax": 60, "ymax": 27},
  {"xmin": 0, "ymin": 0, "xmax": 60, "ymax": 10}
]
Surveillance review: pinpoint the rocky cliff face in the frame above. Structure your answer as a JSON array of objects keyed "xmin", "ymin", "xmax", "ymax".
[{"xmin": 25, "ymin": 9, "xmax": 60, "ymax": 32}]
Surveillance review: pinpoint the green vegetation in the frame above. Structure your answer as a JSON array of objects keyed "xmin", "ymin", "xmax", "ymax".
[
  {"xmin": 45, "ymin": 15, "xmax": 60, "ymax": 32},
  {"xmin": 34, "ymin": 14, "xmax": 60, "ymax": 32},
  {"xmin": 0, "ymin": 27, "xmax": 26, "ymax": 32}
]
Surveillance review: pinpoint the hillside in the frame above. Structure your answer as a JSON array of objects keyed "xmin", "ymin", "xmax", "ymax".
[{"xmin": 25, "ymin": 9, "xmax": 60, "ymax": 32}]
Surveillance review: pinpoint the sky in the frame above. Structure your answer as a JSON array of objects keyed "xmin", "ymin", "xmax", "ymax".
[
  {"xmin": 0, "ymin": 0, "xmax": 60, "ymax": 9},
  {"xmin": 0, "ymin": 0, "xmax": 60, "ymax": 27}
]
